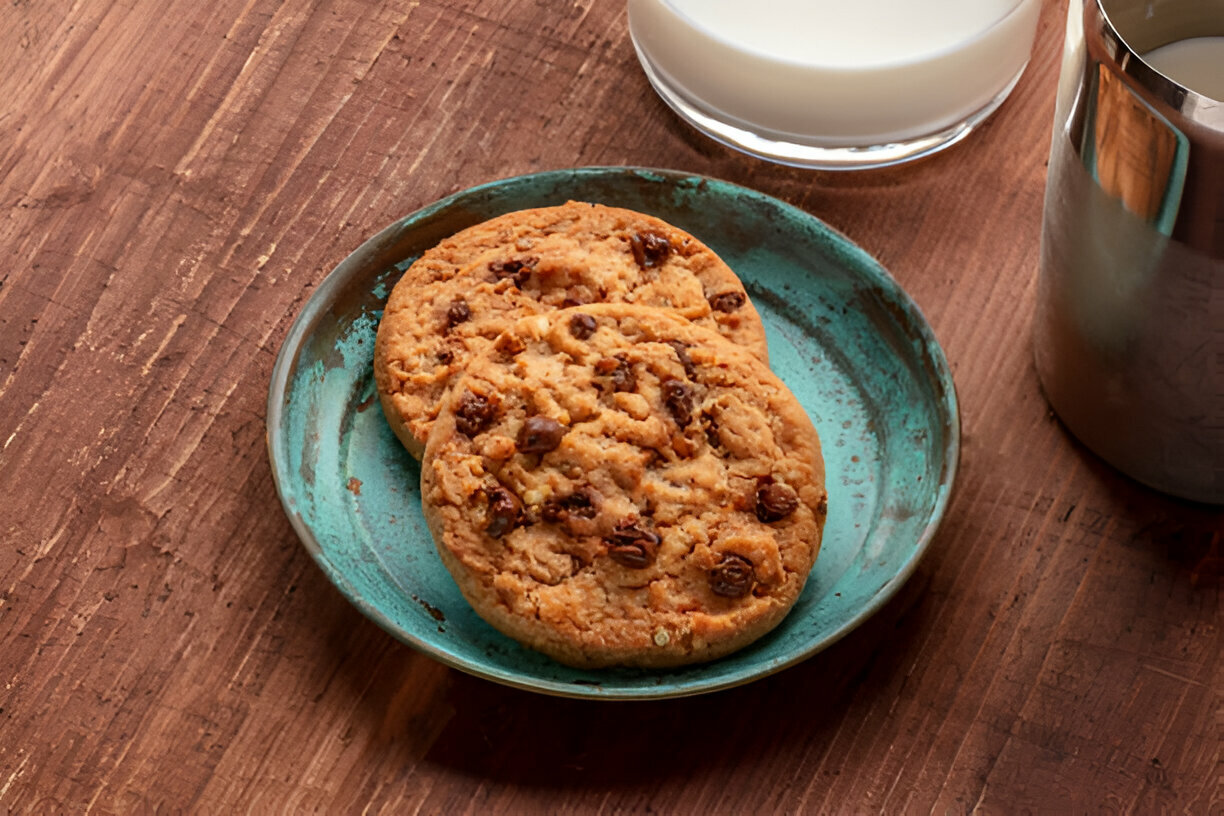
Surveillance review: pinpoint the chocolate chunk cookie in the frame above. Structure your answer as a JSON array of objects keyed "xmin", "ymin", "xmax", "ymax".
[
  {"xmin": 373, "ymin": 201, "xmax": 768, "ymax": 458},
  {"xmin": 421, "ymin": 304, "xmax": 826, "ymax": 668}
]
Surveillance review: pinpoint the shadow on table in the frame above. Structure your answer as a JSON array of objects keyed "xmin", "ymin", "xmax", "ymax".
[
  {"xmin": 401, "ymin": 569, "xmax": 934, "ymax": 795},
  {"xmin": 1053, "ymin": 421, "xmax": 1223, "ymax": 588}
]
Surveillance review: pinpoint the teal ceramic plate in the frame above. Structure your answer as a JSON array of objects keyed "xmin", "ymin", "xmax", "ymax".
[{"xmin": 266, "ymin": 167, "xmax": 959, "ymax": 699}]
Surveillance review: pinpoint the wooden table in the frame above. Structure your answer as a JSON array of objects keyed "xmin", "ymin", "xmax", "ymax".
[{"xmin": 2, "ymin": 0, "xmax": 1220, "ymax": 811}]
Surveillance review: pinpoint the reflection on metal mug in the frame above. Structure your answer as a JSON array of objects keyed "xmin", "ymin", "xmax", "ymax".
[{"xmin": 1034, "ymin": 0, "xmax": 1224, "ymax": 503}]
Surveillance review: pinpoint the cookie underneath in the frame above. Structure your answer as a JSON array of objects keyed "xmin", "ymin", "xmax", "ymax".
[{"xmin": 421, "ymin": 304, "xmax": 826, "ymax": 668}]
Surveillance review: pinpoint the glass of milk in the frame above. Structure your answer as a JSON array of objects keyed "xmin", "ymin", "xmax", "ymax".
[{"xmin": 627, "ymin": 0, "xmax": 1042, "ymax": 169}]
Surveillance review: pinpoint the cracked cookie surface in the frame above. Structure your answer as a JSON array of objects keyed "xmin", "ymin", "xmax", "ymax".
[
  {"xmin": 374, "ymin": 201, "xmax": 768, "ymax": 458},
  {"xmin": 421, "ymin": 304, "xmax": 825, "ymax": 668}
]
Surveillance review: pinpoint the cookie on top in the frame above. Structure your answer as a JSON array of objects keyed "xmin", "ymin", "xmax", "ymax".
[{"xmin": 374, "ymin": 201, "xmax": 768, "ymax": 458}]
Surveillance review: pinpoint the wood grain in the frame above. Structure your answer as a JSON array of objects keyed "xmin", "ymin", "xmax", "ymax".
[{"xmin": 1, "ymin": 0, "xmax": 1220, "ymax": 812}]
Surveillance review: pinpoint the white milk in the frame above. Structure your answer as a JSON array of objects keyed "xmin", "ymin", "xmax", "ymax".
[
  {"xmin": 629, "ymin": 0, "xmax": 1041, "ymax": 150},
  {"xmin": 1143, "ymin": 37, "xmax": 1224, "ymax": 101}
]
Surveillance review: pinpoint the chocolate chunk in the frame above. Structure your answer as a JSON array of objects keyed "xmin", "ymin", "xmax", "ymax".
[
  {"xmin": 569, "ymin": 312, "xmax": 597, "ymax": 340},
  {"xmin": 436, "ymin": 348, "xmax": 455, "ymax": 365},
  {"xmin": 541, "ymin": 489, "xmax": 598, "ymax": 523},
  {"xmin": 517, "ymin": 415, "xmax": 567, "ymax": 454},
  {"xmin": 629, "ymin": 231, "xmax": 672, "ymax": 269},
  {"xmin": 665, "ymin": 340, "xmax": 697, "ymax": 379},
  {"xmin": 455, "ymin": 390, "xmax": 496, "ymax": 437},
  {"xmin": 489, "ymin": 257, "xmax": 537, "ymax": 286},
  {"xmin": 710, "ymin": 554, "xmax": 754, "ymax": 597},
  {"xmin": 610, "ymin": 356, "xmax": 637, "ymax": 392},
  {"xmin": 661, "ymin": 379, "xmax": 693, "ymax": 427},
  {"xmin": 595, "ymin": 355, "xmax": 636, "ymax": 393},
  {"xmin": 566, "ymin": 490, "xmax": 598, "ymax": 518},
  {"xmin": 446, "ymin": 299, "xmax": 471, "ymax": 329},
  {"xmin": 485, "ymin": 486, "xmax": 521, "ymax": 538},
  {"xmin": 756, "ymin": 482, "xmax": 799, "ymax": 522},
  {"xmin": 710, "ymin": 291, "xmax": 746, "ymax": 313},
  {"xmin": 605, "ymin": 521, "xmax": 659, "ymax": 568},
  {"xmin": 540, "ymin": 501, "xmax": 565, "ymax": 524}
]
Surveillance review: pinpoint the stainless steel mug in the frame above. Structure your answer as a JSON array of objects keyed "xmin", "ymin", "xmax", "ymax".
[{"xmin": 1034, "ymin": 0, "xmax": 1224, "ymax": 503}]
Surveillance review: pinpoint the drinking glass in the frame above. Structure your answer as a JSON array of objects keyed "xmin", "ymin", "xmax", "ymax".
[{"xmin": 628, "ymin": 0, "xmax": 1041, "ymax": 169}]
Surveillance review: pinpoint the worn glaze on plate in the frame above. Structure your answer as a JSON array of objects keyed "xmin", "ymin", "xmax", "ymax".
[{"xmin": 266, "ymin": 167, "xmax": 960, "ymax": 699}]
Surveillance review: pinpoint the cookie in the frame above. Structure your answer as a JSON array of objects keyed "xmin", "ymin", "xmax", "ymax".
[
  {"xmin": 420, "ymin": 304, "xmax": 826, "ymax": 668},
  {"xmin": 374, "ymin": 201, "xmax": 768, "ymax": 458}
]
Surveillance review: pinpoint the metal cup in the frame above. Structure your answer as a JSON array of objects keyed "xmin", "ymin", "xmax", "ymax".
[{"xmin": 1034, "ymin": 0, "xmax": 1224, "ymax": 503}]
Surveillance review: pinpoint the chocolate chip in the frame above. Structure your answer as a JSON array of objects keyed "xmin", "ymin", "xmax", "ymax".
[
  {"xmin": 611, "ymin": 356, "xmax": 637, "ymax": 392},
  {"xmin": 661, "ymin": 379, "xmax": 693, "ymax": 426},
  {"xmin": 609, "ymin": 544, "xmax": 654, "ymax": 569},
  {"xmin": 517, "ymin": 415, "xmax": 567, "ymax": 454},
  {"xmin": 756, "ymin": 482, "xmax": 798, "ymax": 522},
  {"xmin": 455, "ymin": 390, "xmax": 496, "ymax": 437},
  {"xmin": 567, "ymin": 491, "xmax": 598, "ymax": 518},
  {"xmin": 665, "ymin": 340, "xmax": 697, "ymax": 379},
  {"xmin": 489, "ymin": 257, "xmax": 537, "ymax": 286},
  {"xmin": 629, "ymin": 231, "xmax": 672, "ymax": 269},
  {"xmin": 485, "ymin": 486, "xmax": 521, "ymax": 538},
  {"xmin": 605, "ymin": 521, "xmax": 659, "ymax": 568},
  {"xmin": 710, "ymin": 291, "xmax": 746, "ymax": 313},
  {"xmin": 436, "ymin": 348, "xmax": 455, "ymax": 365},
  {"xmin": 541, "ymin": 489, "xmax": 597, "ymax": 523},
  {"xmin": 595, "ymin": 355, "xmax": 636, "ymax": 392},
  {"xmin": 446, "ymin": 299, "xmax": 471, "ymax": 328},
  {"xmin": 710, "ymin": 554, "xmax": 754, "ymax": 597},
  {"xmin": 569, "ymin": 312, "xmax": 597, "ymax": 340}
]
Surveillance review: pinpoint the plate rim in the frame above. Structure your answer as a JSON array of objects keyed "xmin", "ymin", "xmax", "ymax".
[{"xmin": 266, "ymin": 165, "xmax": 961, "ymax": 700}]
